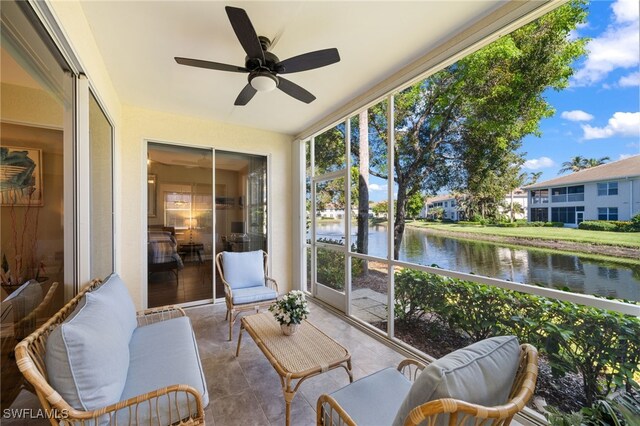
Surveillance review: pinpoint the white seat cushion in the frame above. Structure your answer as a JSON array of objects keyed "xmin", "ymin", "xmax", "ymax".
[
  {"xmin": 328, "ymin": 367, "xmax": 412, "ymax": 426},
  {"xmin": 231, "ymin": 285, "xmax": 277, "ymax": 305},
  {"xmin": 119, "ymin": 316, "xmax": 209, "ymax": 424}
]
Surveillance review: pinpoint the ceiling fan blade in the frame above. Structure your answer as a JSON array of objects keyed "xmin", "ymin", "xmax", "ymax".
[
  {"xmin": 175, "ymin": 57, "xmax": 248, "ymax": 73},
  {"xmin": 277, "ymin": 77, "xmax": 316, "ymax": 103},
  {"xmin": 277, "ymin": 48, "xmax": 340, "ymax": 74},
  {"xmin": 234, "ymin": 84, "xmax": 258, "ymax": 106},
  {"xmin": 225, "ymin": 6, "xmax": 265, "ymax": 63}
]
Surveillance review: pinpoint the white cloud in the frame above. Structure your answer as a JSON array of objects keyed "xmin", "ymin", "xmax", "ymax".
[
  {"xmin": 523, "ymin": 157, "xmax": 555, "ymax": 170},
  {"xmin": 618, "ymin": 153, "xmax": 635, "ymax": 160},
  {"xmin": 618, "ymin": 71, "xmax": 640, "ymax": 87},
  {"xmin": 581, "ymin": 112, "xmax": 640, "ymax": 139},
  {"xmin": 561, "ymin": 110, "xmax": 594, "ymax": 121},
  {"xmin": 613, "ymin": 0, "xmax": 639, "ymax": 23},
  {"xmin": 369, "ymin": 183, "xmax": 388, "ymax": 191},
  {"xmin": 572, "ymin": 0, "xmax": 639, "ymax": 86}
]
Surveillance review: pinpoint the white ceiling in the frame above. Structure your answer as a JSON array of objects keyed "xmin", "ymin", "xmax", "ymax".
[{"xmin": 79, "ymin": 1, "xmax": 504, "ymax": 136}]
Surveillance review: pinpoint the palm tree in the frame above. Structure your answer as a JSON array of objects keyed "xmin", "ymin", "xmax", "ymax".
[
  {"xmin": 558, "ymin": 156, "xmax": 610, "ymax": 175},
  {"xmin": 582, "ymin": 156, "xmax": 610, "ymax": 168}
]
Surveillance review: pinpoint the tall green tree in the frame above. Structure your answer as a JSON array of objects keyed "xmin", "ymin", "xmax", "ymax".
[
  {"xmin": 406, "ymin": 192, "xmax": 426, "ymax": 220},
  {"xmin": 367, "ymin": 1, "xmax": 586, "ymax": 258}
]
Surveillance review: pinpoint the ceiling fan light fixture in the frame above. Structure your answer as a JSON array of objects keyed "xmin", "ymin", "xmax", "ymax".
[{"xmin": 249, "ymin": 72, "xmax": 278, "ymax": 92}]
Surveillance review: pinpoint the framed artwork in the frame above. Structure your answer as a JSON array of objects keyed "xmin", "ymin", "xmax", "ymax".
[
  {"xmin": 0, "ymin": 146, "xmax": 43, "ymax": 206},
  {"xmin": 147, "ymin": 174, "xmax": 157, "ymax": 217}
]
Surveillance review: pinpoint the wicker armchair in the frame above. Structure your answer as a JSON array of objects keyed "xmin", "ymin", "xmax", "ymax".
[
  {"xmin": 15, "ymin": 279, "xmax": 206, "ymax": 426},
  {"xmin": 215, "ymin": 250, "xmax": 278, "ymax": 340},
  {"xmin": 317, "ymin": 342, "xmax": 538, "ymax": 426}
]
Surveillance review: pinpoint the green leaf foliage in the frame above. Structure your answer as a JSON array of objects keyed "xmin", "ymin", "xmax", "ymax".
[{"xmin": 393, "ymin": 267, "xmax": 640, "ymax": 410}]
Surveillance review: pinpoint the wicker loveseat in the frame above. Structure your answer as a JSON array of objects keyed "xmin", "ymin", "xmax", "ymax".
[{"xmin": 15, "ymin": 273, "xmax": 208, "ymax": 425}]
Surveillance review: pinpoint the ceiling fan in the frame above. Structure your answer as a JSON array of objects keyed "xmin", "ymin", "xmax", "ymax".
[{"xmin": 175, "ymin": 6, "xmax": 340, "ymax": 106}]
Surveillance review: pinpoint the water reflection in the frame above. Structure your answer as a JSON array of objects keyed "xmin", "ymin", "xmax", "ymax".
[{"xmin": 315, "ymin": 222, "xmax": 640, "ymax": 302}]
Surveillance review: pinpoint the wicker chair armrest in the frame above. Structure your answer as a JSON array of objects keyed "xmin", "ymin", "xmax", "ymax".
[
  {"xmin": 136, "ymin": 305, "xmax": 186, "ymax": 326},
  {"xmin": 316, "ymin": 394, "xmax": 356, "ymax": 426},
  {"xmin": 397, "ymin": 358, "xmax": 426, "ymax": 382},
  {"xmin": 48, "ymin": 384, "xmax": 204, "ymax": 425},
  {"xmin": 404, "ymin": 397, "xmax": 519, "ymax": 426},
  {"xmin": 265, "ymin": 277, "xmax": 279, "ymax": 292}
]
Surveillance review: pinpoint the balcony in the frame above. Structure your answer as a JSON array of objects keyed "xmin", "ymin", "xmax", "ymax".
[{"xmin": 0, "ymin": 302, "xmax": 424, "ymax": 426}]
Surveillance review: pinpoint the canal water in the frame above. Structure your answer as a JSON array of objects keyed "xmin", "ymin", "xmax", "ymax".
[{"xmin": 315, "ymin": 222, "xmax": 640, "ymax": 302}]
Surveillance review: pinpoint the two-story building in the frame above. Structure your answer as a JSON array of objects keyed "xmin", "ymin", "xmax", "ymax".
[
  {"xmin": 524, "ymin": 155, "xmax": 640, "ymax": 227},
  {"xmin": 424, "ymin": 189, "xmax": 529, "ymax": 221}
]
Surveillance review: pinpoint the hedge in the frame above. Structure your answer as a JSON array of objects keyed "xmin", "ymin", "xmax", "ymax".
[
  {"xmin": 394, "ymin": 268, "xmax": 640, "ymax": 407},
  {"xmin": 579, "ymin": 220, "xmax": 636, "ymax": 232},
  {"xmin": 578, "ymin": 214, "xmax": 640, "ymax": 232}
]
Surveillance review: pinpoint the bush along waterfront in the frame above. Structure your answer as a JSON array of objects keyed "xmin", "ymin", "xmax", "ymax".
[{"xmin": 393, "ymin": 268, "xmax": 640, "ymax": 419}]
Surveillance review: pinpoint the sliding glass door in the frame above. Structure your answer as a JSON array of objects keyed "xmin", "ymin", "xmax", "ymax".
[
  {"xmin": 146, "ymin": 145, "xmax": 268, "ymax": 308},
  {"xmin": 147, "ymin": 143, "xmax": 213, "ymax": 307}
]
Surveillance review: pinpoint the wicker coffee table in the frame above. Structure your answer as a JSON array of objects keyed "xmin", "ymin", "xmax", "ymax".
[{"xmin": 236, "ymin": 312, "xmax": 352, "ymax": 426}]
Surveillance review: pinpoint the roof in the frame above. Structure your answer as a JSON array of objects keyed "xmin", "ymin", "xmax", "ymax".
[
  {"xmin": 426, "ymin": 194, "xmax": 457, "ymax": 204},
  {"xmin": 524, "ymin": 155, "xmax": 640, "ymax": 190}
]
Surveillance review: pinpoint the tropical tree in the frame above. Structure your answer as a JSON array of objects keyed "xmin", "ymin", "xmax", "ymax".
[
  {"xmin": 582, "ymin": 157, "xmax": 610, "ymax": 168},
  {"xmin": 406, "ymin": 192, "xmax": 426, "ymax": 220},
  {"xmin": 558, "ymin": 156, "xmax": 610, "ymax": 174},
  {"xmin": 363, "ymin": 1, "xmax": 586, "ymax": 258}
]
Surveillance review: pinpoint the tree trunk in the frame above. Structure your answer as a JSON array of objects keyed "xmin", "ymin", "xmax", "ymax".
[
  {"xmin": 394, "ymin": 184, "xmax": 407, "ymax": 260},
  {"xmin": 510, "ymin": 191, "xmax": 514, "ymax": 222},
  {"xmin": 357, "ymin": 111, "xmax": 369, "ymax": 274}
]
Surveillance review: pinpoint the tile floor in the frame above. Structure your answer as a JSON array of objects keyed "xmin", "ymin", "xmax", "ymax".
[
  {"xmin": 193, "ymin": 301, "xmax": 407, "ymax": 426},
  {"xmin": 5, "ymin": 301, "xmax": 409, "ymax": 426}
]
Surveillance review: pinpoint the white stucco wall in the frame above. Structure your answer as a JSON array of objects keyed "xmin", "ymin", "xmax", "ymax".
[{"xmin": 47, "ymin": 1, "xmax": 294, "ymax": 309}]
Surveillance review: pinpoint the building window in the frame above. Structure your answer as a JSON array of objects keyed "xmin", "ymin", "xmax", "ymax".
[
  {"xmin": 551, "ymin": 185, "xmax": 584, "ymax": 202},
  {"xmin": 597, "ymin": 181, "xmax": 618, "ymax": 196},
  {"xmin": 567, "ymin": 185, "xmax": 584, "ymax": 202},
  {"xmin": 598, "ymin": 207, "xmax": 618, "ymax": 220},
  {"xmin": 531, "ymin": 189, "xmax": 549, "ymax": 204},
  {"xmin": 530, "ymin": 208, "xmax": 548, "ymax": 222},
  {"xmin": 551, "ymin": 187, "xmax": 567, "ymax": 203},
  {"xmin": 551, "ymin": 206, "xmax": 583, "ymax": 224}
]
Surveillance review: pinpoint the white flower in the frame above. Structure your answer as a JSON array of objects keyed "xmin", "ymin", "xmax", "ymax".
[{"xmin": 269, "ymin": 290, "xmax": 309, "ymax": 325}]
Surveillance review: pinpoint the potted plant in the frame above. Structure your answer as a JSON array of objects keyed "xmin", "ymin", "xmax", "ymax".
[{"xmin": 269, "ymin": 290, "xmax": 310, "ymax": 335}]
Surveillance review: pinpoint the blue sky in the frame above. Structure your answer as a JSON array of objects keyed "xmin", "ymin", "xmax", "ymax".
[{"xmin": 520, "ymin": 0, "xmax": 640, "ymax": 182}]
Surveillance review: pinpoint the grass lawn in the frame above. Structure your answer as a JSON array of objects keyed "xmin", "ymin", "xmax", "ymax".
[{"xmin": 408, "ymin": 221, "xmax": 640, "ymax": 248}]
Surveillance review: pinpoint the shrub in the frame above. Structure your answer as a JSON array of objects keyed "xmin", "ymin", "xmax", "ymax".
[
  {"xmin": 579, "ymin": 221, "xmax": 618, "ymax": 232},
  {"xmin": 394, "ymin": 268, "xmax": 448, "ymax": 322},
  {"xmin": 392, "ymin": 269, "xmax": 640, "ymax": 409},
  {"xmin": 630, "ymin": 214, "xmax": 640, "ymax": 232},
  {"xmin": 545, "ymin": 221, "xmax": 565, "ymax": 227},
  {"xmin": 609, "ymin": 220, "xmax": 635, "ymax": 232}
]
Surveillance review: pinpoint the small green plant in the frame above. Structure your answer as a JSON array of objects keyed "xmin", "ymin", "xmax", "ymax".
[
  {"xmin": 545, "ymin": 390, "xmax": 640, "ymax": 426},
  {"xmin": 269, "ymin": 290, "xmax": 310, "ymax": 325}
]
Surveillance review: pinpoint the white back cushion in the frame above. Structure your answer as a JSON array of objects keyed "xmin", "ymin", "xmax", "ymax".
[
  {"xmin": 392, "ymin": 336, "xmax": 521, "ymax": 426},
  {"xmin": 222, "ymin": 250, "xmax": 265, "ymax": 290}
]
